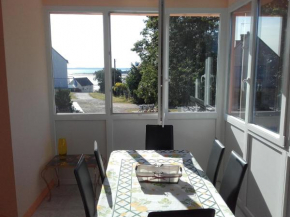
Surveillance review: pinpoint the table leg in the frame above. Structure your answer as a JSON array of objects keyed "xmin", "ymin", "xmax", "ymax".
[
  {"xmin": 54, "ymin": 168, "xmax": 60, "ymax": 187},
  {"xmin": 41, "ymin": 168, "xmax": 51, "ymax": 202}
]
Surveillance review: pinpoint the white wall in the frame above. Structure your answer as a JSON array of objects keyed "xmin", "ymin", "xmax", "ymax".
[
  {"xmin": 55, "ymin": 120, "xmax": 106, "ymax": 184},
  {"xmin": 224, "ymin": 121, "xmax": 288, "ymax": 217},
  {"xmin": 2, "ymin": 0, "xmax": 54, "ymax": 216},
  {"xmin": 54, "ymin": 118, "xmax": 217, "ymax": 184}
]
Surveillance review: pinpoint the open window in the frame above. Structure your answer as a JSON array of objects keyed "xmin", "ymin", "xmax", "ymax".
[
  {"xmin": 110, "ymin": 13, "xmax": 159, "ymax": 114},
  {"xmin": 168, "ymin": 14, "xmax": 220, "ymax": 113},
  {"xmin": 227, "ymin": 3, "xmax": 252, "ymax": 120}
]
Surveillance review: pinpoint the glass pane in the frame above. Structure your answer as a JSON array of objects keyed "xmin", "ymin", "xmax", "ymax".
[
  {"xmin": 228, "ymin": 3, "xmax": 252, "ymax": 119},
  {"xmin": 110, "ymin": 14, "xmax": 158, "ymax": 114},
  {"xmin": 50, "ymin": 14, "xmax": 105, "ymax": 114},
  {"xmin": 168, "ymin": 15, "xmax": 219, "ymax": 113},
  {"xmin": 252, "ymin": 0, "xmax": 288, "ymax": 132}
]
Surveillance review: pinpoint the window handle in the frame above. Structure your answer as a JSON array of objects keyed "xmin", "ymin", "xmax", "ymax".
[{"xmin": 242, "ymin": 78, "xmax": 250, "ymax": 83}]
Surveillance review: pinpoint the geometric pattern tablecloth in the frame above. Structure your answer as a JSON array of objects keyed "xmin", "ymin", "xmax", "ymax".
[{"xmin": 97, "ymin": 150, "xmax": 234, "ymax": 217}]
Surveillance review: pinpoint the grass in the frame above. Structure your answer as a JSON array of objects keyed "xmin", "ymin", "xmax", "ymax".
[
  {"xmin": 169, "ymin": 109, "xmax": 178, "ymax": 112},
  {"xmin": 89, "ymin": 92, "xmax": 134, "ymax": 104},
  {"xmin": 124, "ymin": 108, "xmax": 140, "ymax": 113},
  {"xmin": 89, "ymin": 92, "xmax": 105, "ymax": 101},
  {"xmin": 70, "ymin": 92, "xmax": 77, "ymax": 99}
]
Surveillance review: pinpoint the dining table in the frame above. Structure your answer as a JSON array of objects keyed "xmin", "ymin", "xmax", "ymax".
[{"xmin": 96, "ymin": 150, "xmax": 234, "ymax": 217}]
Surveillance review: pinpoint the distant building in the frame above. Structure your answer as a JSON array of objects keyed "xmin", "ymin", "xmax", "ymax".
[
  {"xmin": 232, "ymin": 32, "xmax": 280, "ymax": 111},
  {"xmin": 52, "ymin": 48, "xmax": 68, "ymax": 88},
  {"xmin": 70, "ymin": 77, "xmax": 93, "ymax": 92}
]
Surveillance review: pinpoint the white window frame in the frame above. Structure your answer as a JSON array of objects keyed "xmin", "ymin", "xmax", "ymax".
[{"xmin": 164, "ymin": 8, "xmax": 227, "ymax": 122}]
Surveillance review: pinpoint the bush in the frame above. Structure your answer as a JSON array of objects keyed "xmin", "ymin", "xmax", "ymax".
[
  {"xmin": 55, "ymin": 89, "xmax": 72, "ymax": 113},
  {"xmin": 113, "ymin": 82, "xmax": 128, "ymax": 97}
]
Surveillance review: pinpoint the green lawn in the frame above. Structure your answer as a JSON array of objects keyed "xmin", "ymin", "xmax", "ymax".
[
  {"xmin": 89, "ymin": 92, "xmax": 134, "ymax": 104},
  {"xmin": 89, "ymin": 92, "xmax": 105, "ymax": 101},
  {"xmin": 70, "ymin": 92, "xmax": 77, "ymax": 99}
]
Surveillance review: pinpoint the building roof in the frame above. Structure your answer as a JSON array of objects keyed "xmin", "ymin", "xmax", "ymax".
[
  {"xmin": 52, "ymin": 47, "xmax": 69, "ymax": 63},
  {"xmin": 74, "ymin": 77, "xmax": 93, "ymax": 86}
]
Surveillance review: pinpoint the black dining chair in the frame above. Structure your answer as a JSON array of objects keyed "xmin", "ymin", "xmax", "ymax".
[
  {"xmin": 145, "ymin": 125, "xmax": 174, "ymax": 150},
  {"xmin": 94, "ymin": 141, "xmax": 106, "ymax": 183},
  {"xmin": 206, "ymin": 139, "xmax": 225, "ymax": 186},
  {"xmin": 148, "ymin": 208, "xmax": 215, "ymax": 217},
  {"xmin": 219, "ymin": 151, "xmax": 248, "ymax": 214},
  {"xmin": 74, "ymin": 154, "xmax": 96, "ymax": 217}
]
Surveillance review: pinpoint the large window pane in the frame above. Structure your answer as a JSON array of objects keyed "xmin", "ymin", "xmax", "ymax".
[
  {"xmin": 168, "ymin": 15, "xmax": 219, "ymax": 113},
  {"xmin": 110, "ymin": 14, "xmax": 158, "ymax": 114},
  {"xmin": 228, "ymin": 3, "xmax": 252, "ymax": 119},
  {"xmin": 50, "ymin": 14, "xmax": 105, "ymax": 114},
  {"xmin": 252, "ymin": 0, "xmax": 288, "ymax": 132}
]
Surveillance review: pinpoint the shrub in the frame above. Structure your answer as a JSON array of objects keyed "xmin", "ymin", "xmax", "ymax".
[
  {"xmin": 113, "ymin": 82, "xmax": 128, "ymax": 97},
  {"xmin": 55, "ymin": 89, "xmax": 72, "ymax": 112}
]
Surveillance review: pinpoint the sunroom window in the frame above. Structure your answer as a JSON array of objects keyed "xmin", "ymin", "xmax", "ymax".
[
  {"xmin": 168, "ymin": 14, "xmax": 219, "ymax": 113},
  {"xmin": 110, "ymin": 13, "xmax": 159, "ymax": 114},
  {"xmin": 227, "ymin": 3, "xmax": 251, "ymax": 120},
  {"xmin": 252, "ymin": 0, "xmax": 288, "ymax": 133},
  {"xmin": 50, "ymin": 14, "xmax": 105, "ymax": 114}
]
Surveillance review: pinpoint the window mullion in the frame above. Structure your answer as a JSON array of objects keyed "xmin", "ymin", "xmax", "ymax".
[
  {"xmin": 244, "ymin": 0, "xmax": 258, "ymax": 126},
  {"xmin": 280, "ymin": 3, "xmax": 290, "ymax": 143},
  {"xmin": 104, "ymin": 11, "xmax": 112, "ymax": 115},
  {"xmin": 158, "ymin": 0, "xmax": 165, "ymax": 125}
]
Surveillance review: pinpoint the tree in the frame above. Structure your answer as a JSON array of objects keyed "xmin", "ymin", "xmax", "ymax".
[
  {"xmin": 131, "ymin": 16, "xmax": 219, "ymax": 107},
  {"xmin": 55, "ymin": 89, "xmax": 72, "ymax": 112},
  {"xmin": 168, "ymin": 16, "xmax": 219, "ymax": 107},
  {"xmin": 94, "ymin": 68, "xmax": 122, "ymax": 93},
  {"xmin": 132, "ymin": 17, "xmax": 159, "ymax": 104},
  {"xmin": 126, "ymin": 64, "xmax": 144, "ymax": 104}
]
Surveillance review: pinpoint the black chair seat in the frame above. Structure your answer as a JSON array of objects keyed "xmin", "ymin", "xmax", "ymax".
[
  {"xmin": 145, "ymin": 125, "xmax": 174, "ymax": 150},
  {"xmin": 148, "ymin": 208, "xmax": 215, "ymax": 217},
  {"xmin": 220, "ymin": 151, "xmax": 248, "ymax": 214}
]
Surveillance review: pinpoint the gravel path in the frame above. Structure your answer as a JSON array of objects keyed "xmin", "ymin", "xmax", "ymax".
[
  {"xmin": 73, "ymin": 93, "xmax": 105, "ymax": 113},
  {"xmin": 73, "ymin": 93, "xmax": 139, "ymax": 113}
]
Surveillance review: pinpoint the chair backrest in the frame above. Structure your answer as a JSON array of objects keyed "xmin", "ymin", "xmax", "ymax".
[
  {"xmin": 148, "ymin": 208, "xmax": 215, "ymax": 217},
  {"xmin": 145, "ymin": 125, "xmax": 174, "ymax": 150},
  {"xmin": 206, "ymin": 139, "xmax": 225, "ymax": 186},
  {"xmin": 219, "ymin": 151, "xmax": 248, "ymax": 214},
  {"xmin": 94, "ymin": 141, "xmax": 105, "ymax": 183},
  {"xmin": 74, "ymin": 154, "xmax": 95, "ymax": 217}
]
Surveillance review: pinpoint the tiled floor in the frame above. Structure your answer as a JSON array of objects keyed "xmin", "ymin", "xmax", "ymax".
[
  {"xmin": 33, "ymin": 185, "xmax": 247, "ymax": 217},
  {"xmin": 32, "ymin": 185, "xmax": 86, "ymax": 217}
]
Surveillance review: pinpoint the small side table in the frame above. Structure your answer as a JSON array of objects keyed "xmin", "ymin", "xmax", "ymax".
[{"xmin": 41, "ymin": 154, "xmax": 97, "ymax": 201}]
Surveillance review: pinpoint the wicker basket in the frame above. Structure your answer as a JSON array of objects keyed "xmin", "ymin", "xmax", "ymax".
[{"xmin": 135, "ymin": 164, "xmax": 182, "ymax": 183}]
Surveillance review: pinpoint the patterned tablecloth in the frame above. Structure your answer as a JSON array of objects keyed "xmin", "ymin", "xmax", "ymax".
[{"xmin": 97, "ymin": 150, "xmax": 234, "ymax": 217}]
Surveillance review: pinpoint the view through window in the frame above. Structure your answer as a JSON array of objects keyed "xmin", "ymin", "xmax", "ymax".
[
  {"xmin": 50, "ymin": 13, "xmax": 221, "ymax": 115},
  {"xmin": 252, "ymin": 0, "xmax": 288, "ymax": 132},
  {"xmin": 109, "ymin": 14, "xmax": 159, "ymax": 113},
  {"xmin": 168, "ymin": 14, "xmax": 220, "ymax": 113},
  {"xmin": 50, "ymin": 14, "xmax": 105, "ymax": 114},
  {"xmin": 228, "ymin": 3, "xmax": 251, "ymax": 120}
]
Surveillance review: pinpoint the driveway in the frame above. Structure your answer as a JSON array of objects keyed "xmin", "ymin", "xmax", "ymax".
[
  {"xmin": 73, "ymin": 93, "xmax": 105, "ymax": 113},
  {"xmin": 72, "ymin": 93, "xmax": 139, "ymax": 113}
]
